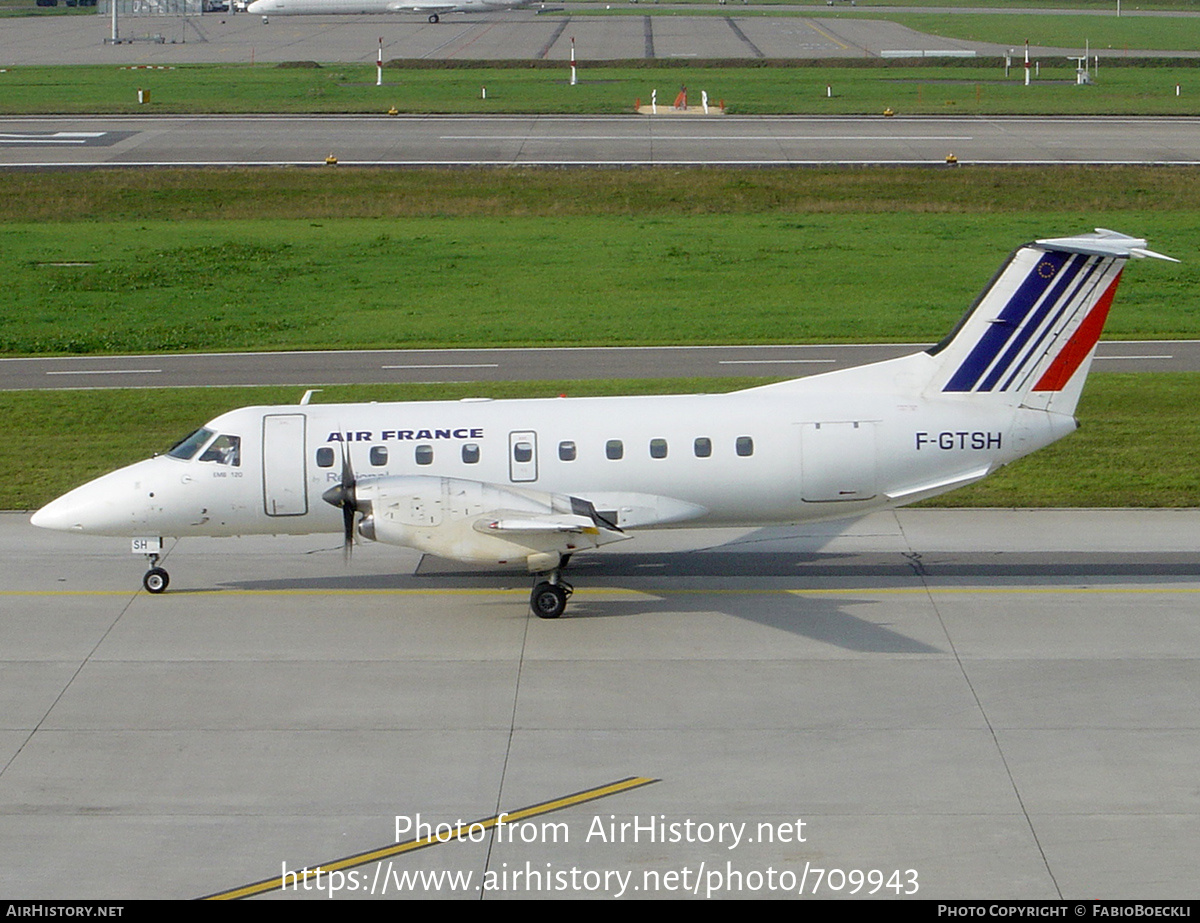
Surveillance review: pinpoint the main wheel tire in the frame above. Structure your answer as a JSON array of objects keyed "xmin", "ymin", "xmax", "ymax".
[
  {"xmin": 531, "ymin": 582, "xmax": 567, "ymax": 619},
  {"xmin": 428, "ymin": 12, "xmax": 438, "ymax": 21},
  {"xmin": 143, "ymin": 567, "xmax": 169, "ymax": 594}
]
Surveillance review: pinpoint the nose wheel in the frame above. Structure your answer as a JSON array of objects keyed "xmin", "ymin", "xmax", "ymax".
[{"xmin": 142, "ymin": 554, "xmax": 170, "ymax": 594}]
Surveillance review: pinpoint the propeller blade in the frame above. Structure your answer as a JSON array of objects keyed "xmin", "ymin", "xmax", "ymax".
[{"xmin": 319, "ymin": 440, "xmax": 358, "ymax": 562}]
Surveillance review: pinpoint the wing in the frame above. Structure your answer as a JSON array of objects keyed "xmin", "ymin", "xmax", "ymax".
[{"xmin": 350, "ymin": 476, "xmax": 698, "ymax": 571}]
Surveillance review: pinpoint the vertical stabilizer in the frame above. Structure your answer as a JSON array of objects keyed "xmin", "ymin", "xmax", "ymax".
[{"xmin": 926, "ymin": 229, "xmax": 1174, "ymax": 414}]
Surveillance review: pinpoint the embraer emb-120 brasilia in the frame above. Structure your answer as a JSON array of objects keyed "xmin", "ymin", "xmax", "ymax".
[{"xmin": 32, "ymin": 230, "xmax": 1174, "ymax": 619}]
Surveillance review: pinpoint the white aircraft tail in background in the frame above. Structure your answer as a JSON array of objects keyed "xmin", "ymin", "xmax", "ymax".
[{"xmin": 32, "ymin": 230, "xmax": 1174, "ymax": 618}]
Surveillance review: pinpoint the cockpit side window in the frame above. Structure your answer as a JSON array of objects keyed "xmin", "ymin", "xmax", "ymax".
[
  {"xmin": 199, "ymin": 434, "xmax": 241, "ymax": 467},
  {"xmin": 167, "ymin": 427, "xmax": 215, "ymax": 461}
]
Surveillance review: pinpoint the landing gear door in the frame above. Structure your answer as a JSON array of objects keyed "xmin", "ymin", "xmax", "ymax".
[
  {"xmin": 509, "ymin": 431, "xmax": 538, "ymax": 483},
  {"xmin": 263, "ymin": 413, "xmax": 308, "ymax": 516}
]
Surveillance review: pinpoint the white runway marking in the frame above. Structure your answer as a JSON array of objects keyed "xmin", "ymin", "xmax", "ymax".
[
  {"xmin": 439, "ymin": 135, "xmax": 976, "ymax": 142},
  {"xmin": 718, "ymin": 359, "xmax": 838, "ymax": 365},
  {"xmin": 0, "ymin": 131, "xmax": 106, "ymax": 144},
  {"xmin": 45, "ymin": 368, "xmax": 162, "ymax": 376},
  {"xmin": 381, "ymin": 363, "xmax": 500, "ymax": 370}
]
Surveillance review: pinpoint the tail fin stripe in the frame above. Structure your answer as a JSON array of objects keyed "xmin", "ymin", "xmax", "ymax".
[
  {"xmin": 978, "ymin": 253, "xmax": 1098, "ymax": 391},
  {"xmin": 993, "ymin": 254, "xmax": 1104, "ymax": 393},
  {"xmin": 1001, "ymin": 258, "xmax": 1113, "ymax": 394},
  {"xmin": 919, "ymin": 230, "xmax": 1162, "ymax": 413},
  {"xmin": 1032, "ymin": 272, "xmax": 1122, "ymax": 392},
  {"xmin": 942, "ymin": 250, "xmax": 1073, "ymax": 392}
]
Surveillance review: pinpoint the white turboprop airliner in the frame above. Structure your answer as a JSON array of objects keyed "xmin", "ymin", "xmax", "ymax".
[
  {"xmin": 32, "ymin": 230, "xmax": 1173, "ymax": 618},
  {"xmin": 244, "ymin": 0, "xmax": 529, "ymax": 22}
]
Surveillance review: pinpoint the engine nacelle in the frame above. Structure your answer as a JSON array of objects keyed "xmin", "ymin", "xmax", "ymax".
[{"xmin": 354, "ymin": 476, "xmax": 626, "ymax": 570}]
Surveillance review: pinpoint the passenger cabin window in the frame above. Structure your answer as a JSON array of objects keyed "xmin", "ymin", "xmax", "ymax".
[
  {"xmin": 694, "ymin": 437, "xmax": 712, "ymax": 458},
  {"xmin": 736, "ymin": 436, "xmax": 754, "ymax": 457},
  {"xmin": 606, "ymin": 440, "xmax": 624, "ymax": 460},
  {"xmin": 513, "ymin": 441, "xmax": 533, "ymax": 463},
  {"xmin": 316, "ymin": 447, "xmax": 335, "ymax": 468},
  {"xmin": 462, "ymin": 443, "xmax": 480, "ymax": 464},
  {"xmin": 370, "ymin": 446, "xmax": 388, "ymax": 467},
  {"xmin": 198, "ymin": 434, "xmax": 241, "ymax": 467},
  {"xmin": 558, "ymin": 441, "xmax": 577, "ymax": 462},
  {"xmin": 415, "ymin": 445, "xmax": 434, "ymax": 466},
  {"xmin": 650, "ymin": 438, "xmax": 668, "ymax": 459},
  {"xmin": 167, "ymin": 427, "xmax": 215, "ymax": 461}
]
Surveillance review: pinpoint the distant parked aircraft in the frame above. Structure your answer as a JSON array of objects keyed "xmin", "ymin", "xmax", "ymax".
[{"xmin": 245, "ymin": 0, "xmax": 531, "ymax": 22}]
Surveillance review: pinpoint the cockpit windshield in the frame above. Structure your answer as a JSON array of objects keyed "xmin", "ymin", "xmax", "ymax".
[
  {"xmin": 167, "ymin": 427, "xmax": 215, "ymax": 460},
  {"xmin": 199, "ymin": 434, "xmax": 241, "ymax": 467},
  {"xmin": 165, "ymin": 429, "xmax": 241, "ymax": 466}
]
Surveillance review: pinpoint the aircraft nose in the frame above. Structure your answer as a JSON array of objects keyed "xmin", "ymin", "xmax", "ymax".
[
  {"xmin": 30, "ymin": 500, "xmax": 65, "ymax": 530},
  {"xmin": 31, "ymin": 480, "xmax": 112, "ymax": 532},
  {"xmin": 31, "ymin": 457, "xmax": 165, "ymax": 535}
]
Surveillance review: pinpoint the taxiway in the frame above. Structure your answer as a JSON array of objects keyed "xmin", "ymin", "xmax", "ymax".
[
  {"xmin": 1, "ymin": 341, "xmax": 1195, "ymax": 390},
  {"xmin": 4, "ymin": 114, "xmax": 1200, "ymax": 168},
  {"xmin": 3, "ymin": 509, "xmax": 1199, "ymax": 898}
]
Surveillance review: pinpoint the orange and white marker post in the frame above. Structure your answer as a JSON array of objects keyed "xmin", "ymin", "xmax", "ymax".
[
  {"xmin": 570, "ymin": 37, "xmax": 577, "ymax": 86},
  {"xmin": 1024, "ymin": 39, "xmax": 1030, "ymax": 86},
  {"xmin": 377, "ymin": 37, "xmax": 383, "ymax": 87}
]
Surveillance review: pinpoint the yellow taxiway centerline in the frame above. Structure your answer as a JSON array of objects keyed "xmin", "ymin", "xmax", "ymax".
[{"xmin": 200, "ymin": 776, "xmax": 658, "ymax": 900}]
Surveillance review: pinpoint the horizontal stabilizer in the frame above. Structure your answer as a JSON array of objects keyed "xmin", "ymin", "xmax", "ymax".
[{"xmin": 1034, "ymin": 229, "xmax": 1177, "ymax": 262}]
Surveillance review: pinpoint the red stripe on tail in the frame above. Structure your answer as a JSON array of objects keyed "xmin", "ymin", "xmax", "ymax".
[{"xmin": 1032, "ymin": 271, "xmax": 1123, "ymax": 392}]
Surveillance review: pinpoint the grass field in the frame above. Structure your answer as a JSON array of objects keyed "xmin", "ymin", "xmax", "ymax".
[
  {"xmin": 3, "ymin": 166, "xmax": 1198, "ymax": 354},
  {"xmin": 8, "ymin": 166, "xmax": 1200, "ymax": 223},
  {"xmin": 3, "ymin": 61, "xmax": 1200, "ymax": 115},
  {"xmin": 3, "ymin": 211, "xmax": 1197, "ymax": 353}
]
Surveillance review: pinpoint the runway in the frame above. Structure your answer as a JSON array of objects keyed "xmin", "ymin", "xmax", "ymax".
[
  {"xmin": 5, "ymin": 113, "xmax": 1200, "ymax": 167},
  {"xmin": 3, "ymin": 508, "xmax": 1199, "ymax": 899},
  {"xmin": 0, "ymin": 340, "xmax": 1193, "ymax": 391}
]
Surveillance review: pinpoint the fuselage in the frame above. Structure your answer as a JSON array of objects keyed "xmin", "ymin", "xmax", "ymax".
[{"xmin": 30, "ymin": 352, "xmax": 1075, "ymax": 541}]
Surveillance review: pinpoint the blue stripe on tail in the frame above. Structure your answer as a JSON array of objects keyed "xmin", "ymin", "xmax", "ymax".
[{"xmin": 942, "ymin": 251, "xmax": 1070, "ymax": 393}]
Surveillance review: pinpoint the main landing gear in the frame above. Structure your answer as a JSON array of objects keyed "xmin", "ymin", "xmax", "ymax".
[
  {"xmin": 530, "ymin": 554, "xmax": 572, "ymax": 619},
  {"xmin": 428, "ymin": 12, "xmax": 439, "ymax": 22},
  {"xmin": 142, "ymin": 553, "xmax": 170, "ymax": 594}
]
